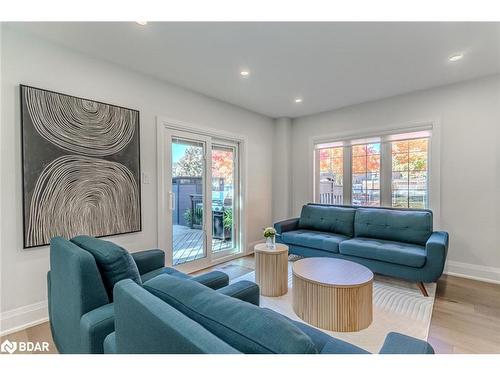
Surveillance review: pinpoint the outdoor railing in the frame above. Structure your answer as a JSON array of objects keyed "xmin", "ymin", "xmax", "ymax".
[{"xmin": 319, "ymin": 192, "xmax": 343, "ymax": 205}]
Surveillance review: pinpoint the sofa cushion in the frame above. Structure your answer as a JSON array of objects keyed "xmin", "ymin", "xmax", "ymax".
[
  {"xmin": 276, "ymin": 311, "xmax": 369, "ymax": 354},
  {"xmin": 354, "ymin": 208, "xmax": 432, "ymax": 246},
  {"xmin": 298, "ymin": 205, "xmax": 356, "ymax": 237},
  {"xmin": 71, "ymin": 235, "xmax": 142, "ymax": 300},
  {"xmin": 144, "ymin": 274, "xmax": 318, "ymax": 354},
  {"xmin": 281, "ymin": 229, "xmax": 347, "ymax": 253},
  {"xmin": 339, "ymin": 237, "xmax": 426, "ymax": 268}
]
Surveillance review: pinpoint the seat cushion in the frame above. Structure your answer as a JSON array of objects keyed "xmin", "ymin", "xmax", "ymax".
[
  {"xmin": 281, "ymin": 229, "xmax": 348, "ymax": 253},
  {"xmin": 354, "ymin": 208, "xmax": 433, "ymax": 246},
  {"xmin": 298, "ymin": 205, "xmax": 356, "ymax": 237},
  {"xmin": 339, "ymin": 237, "xmax": 426, "ymax": 268},
  {"xmin": 71, "ymin": 235, "xmax": 142, "ymax": 300},
  {"xmin": 144, "ymin": 274, "xmax": 318, "ymax": 354}
]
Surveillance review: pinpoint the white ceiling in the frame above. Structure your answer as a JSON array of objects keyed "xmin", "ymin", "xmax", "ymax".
[{"xmin": 7, "ymin": 22, "xmax": 500, "ymax": 118}]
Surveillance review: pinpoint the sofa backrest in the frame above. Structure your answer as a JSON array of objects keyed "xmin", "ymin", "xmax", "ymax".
[
  {"xmin": 113, "ymin": 279, "xmax": 238, "ymax": 354},
  {"xmin": 144, "ymin": 274, "xmax": 318, "ymax": 354},
  {"xmin": 48, "ymin": 237, "xmax": 109, "ymax": 353},
  {"xmin": 71, "ymin": 235, "xmax": 142, "ymax": 300},
  {"xmin": 298, "ymin": 205, "xmax": 356, "ymax": 237},
  {"xmin": 354, "ymin": 207, "xmax": 433, "ymax": 246}
]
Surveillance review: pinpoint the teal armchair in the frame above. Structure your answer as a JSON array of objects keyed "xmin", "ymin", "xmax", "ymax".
[{"xmin": 47, "ymin": 237, "xmax": 229, "ymax": 354}]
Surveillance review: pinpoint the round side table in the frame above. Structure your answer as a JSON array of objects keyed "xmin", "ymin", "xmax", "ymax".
[{"xmin": 254, "ymin": 243, "xmax": 289, "ymax": 297}]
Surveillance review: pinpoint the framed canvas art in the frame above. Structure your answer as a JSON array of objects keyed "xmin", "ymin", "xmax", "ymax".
[{"xmin": 20, "ymin": 85, "xmax": 141, "ymax": 248}]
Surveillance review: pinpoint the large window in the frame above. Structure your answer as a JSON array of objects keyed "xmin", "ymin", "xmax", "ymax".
[{"xmin": 315, "ymin": 130, "xmax": 430, "ymax": 209}]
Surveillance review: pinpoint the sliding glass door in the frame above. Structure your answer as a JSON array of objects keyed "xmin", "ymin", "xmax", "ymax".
[{"xmin": 160, "ymin": 128, "xmax": 240, "ymax": 272}]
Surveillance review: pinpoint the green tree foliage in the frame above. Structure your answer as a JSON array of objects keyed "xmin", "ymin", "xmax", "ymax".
[{"xmin": 173, "ymin": 146, "xmax": 203, "ymax": 177}]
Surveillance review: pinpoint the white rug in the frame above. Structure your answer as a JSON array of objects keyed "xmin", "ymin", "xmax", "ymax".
[{"xmin": 232, "ymin": 261, "xmax": 436, "ymax": 353}]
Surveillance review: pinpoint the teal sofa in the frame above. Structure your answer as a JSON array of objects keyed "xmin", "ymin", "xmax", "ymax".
[
  {"xmin": 47, "ymin": 236, "xmax": 231, "ymax": 354},
  {"xmin": 104, "ymin": 276, "xmax": 435, "ymax": 354},
  {"xmin": 275, "ymin": 204, "xmax": 449, "ymax": 295}
]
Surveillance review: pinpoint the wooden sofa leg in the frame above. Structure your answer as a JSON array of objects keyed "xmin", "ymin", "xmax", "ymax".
[{"xmin": 417, "ymin": 282, "xmax": 429, "ymax": 297}]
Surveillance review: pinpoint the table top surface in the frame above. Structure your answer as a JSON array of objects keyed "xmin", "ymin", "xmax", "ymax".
[
  {"xmin": 292, "ymin": 257, "xmax": 373, "ymax": 287},
  {"xmin": 254, "ymin": 243, "xmax": 289, "ymax": 254}
]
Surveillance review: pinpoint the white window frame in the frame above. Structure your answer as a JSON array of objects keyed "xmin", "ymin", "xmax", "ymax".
[{"xmin": 310, "ymin": 120, "xmax": 441, "ymax": 227}]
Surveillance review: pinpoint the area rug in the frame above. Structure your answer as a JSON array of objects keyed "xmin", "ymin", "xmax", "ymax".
[{"xmin": 232, "ymin": 260, "xmax": 436, "ymax": 353}]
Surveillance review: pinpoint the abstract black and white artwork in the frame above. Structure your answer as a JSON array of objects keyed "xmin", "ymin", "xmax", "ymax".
[{"xmin": 20, "ymin": 85, "xmax": 141, "ymax": 248}]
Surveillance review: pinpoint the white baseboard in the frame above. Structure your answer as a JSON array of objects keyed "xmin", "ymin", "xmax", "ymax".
[
  {"xmin": 444, "ymin": 260, "xmax": 500, "ymax": 285},
  {"xmin": 0, "ymin": 301, "xmax": 48, "ymax": 336}
]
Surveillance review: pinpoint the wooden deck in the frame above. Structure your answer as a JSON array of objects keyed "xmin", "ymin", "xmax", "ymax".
[{"xmin": 173, "ymin": 225, "xmax": 232, "ymax": 265}]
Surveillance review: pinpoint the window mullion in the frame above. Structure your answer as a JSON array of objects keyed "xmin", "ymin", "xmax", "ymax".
[
  {"xmin": 343, "ymin": 146, "xmax": 352, "ymax": 204},
  {"xmin": 380, "ymin": 142, "xmax": 392, "ymax": 207}
]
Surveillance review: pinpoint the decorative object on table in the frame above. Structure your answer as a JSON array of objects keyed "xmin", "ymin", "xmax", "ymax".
[
  {"xmin": 20, "ymin": 85, "xmax": 141, "ymax": 248},
  {"xmin": 263, "ymin": 226, "xmax": 277, "ymax": 249},
  {"xmin": 254, "ymin": 243, "xmax": 289, "ymax": 297}
]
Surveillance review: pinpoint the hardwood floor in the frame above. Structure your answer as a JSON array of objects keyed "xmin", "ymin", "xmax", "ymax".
[
  {"xmin": 2, "ymin": 255, "xmax": 500, "ymax": 354},
  {"xmin": 427, "ymin": 274, "xmax": 500, "ymax": 353}
]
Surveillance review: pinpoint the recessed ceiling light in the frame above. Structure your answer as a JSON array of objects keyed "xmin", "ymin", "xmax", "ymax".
[
  {"xmin": 294, "ymin": 98, "xmax": 303, "ymax": 103},
  {"xmin": 240, "ymin": 70, "xmax": 250, "ymax": 77},
  {"xmin": 136, "ymin": 21, "xmax": 148, "ymax": 26},
  {"xmin": 448, "ymin": 53, "xmax": 464, "ymax": 62}
]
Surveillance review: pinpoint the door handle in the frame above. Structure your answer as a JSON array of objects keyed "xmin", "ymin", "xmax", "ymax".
[{"xmin": 169, "ymin": 191, "xmax": 176, "ymax": 211}]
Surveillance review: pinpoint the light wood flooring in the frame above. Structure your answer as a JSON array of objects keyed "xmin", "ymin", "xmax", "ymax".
[{"xmin": 2, "ymin": 255, "xmax": 499, "ymax": 354}]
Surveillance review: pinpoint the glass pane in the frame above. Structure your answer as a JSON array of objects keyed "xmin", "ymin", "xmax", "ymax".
[
  {"xmin": 351, "ymin": 172, "xmax": 365, "ymax": 206},
  {"xmin": 392, "ymin": 190, "xmax": 409, "ymax": 208},
  {"xmin": 392, "ymin": 171, "xmax": 409, "ymax": 190},
  {"xmin": 392, "ymin": 152, "xmax": 409, "ymax": 171},
  {"xmin": 409, "ymin": 152, "xmax": 427, "ymax": 171},
  {"xmin": 330, "ymin": 157, "xmax": 343, "ymax": 175},
  {"xmin": 365, "ymin": 172, "xmax": 380, "ymax": 190},
  {"xmin": 172, "ymin": 138, "xmax": 206, "ymax": 265},
  {"xmin": 408, "ymin": 138, "xmax": 428, "ymax": 152},
  {"xmin": 352, "ymin": 192, "xmax": 367, "ymax": 206},
  {"xmin": 352, "ymin": 156, "xmax": 367, "ymax": 173},
  {"xmin": 409, "ymin": 190, "xmax": 427, "ymax": 208},
  {"xmin": 410, "ymin": 171, "xmax": 427, "ymax": 190},
  {"xmin": 319, "ymin": 175, "xmax": 343, "ymax": 205},
  {"xmin": 367, "ymin": 143, "xmax": 381, "ymax": 155},
  {"xmin": 352, "ymin": 144, "xmax": 366, "ymax": 156},
  {"xmin": 212, "ymin": 145, "xmax": 235, "ymax": 253},
  {"xmin": 365, "ymin": 190, "xmax": 380, "ymax": 206},
  {"xmin": 319, "ymin": 148, "xmax": 330, "ymax": 160},
  {"xmin": 367, "ymin": 155, "xmax": 380, "ymax": 172},
  {"xmin": 392, "ymin": 140, "xmax": 409, "ymax": 154},
  {"xmin": 319, "ymin": 147, "xmax": 343, "ymax": 205},
  {"xmin": 330, "ymin": 147, "xmax": 343, "ymax": 158}
]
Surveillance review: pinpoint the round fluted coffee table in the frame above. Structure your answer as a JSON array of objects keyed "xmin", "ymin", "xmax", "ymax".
[
  {"xmin": 254, "ymin": 243, "xmax": 289, "ymax": 297},
  {"xmin": 292, "ymin": 257, "xmax": 373, "ymax": 332}
]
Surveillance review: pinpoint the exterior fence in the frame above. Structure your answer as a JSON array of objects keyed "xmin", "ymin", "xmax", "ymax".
[{"xmin": 319, "ymin": 192, "xmax": 343, "ymax": 205}]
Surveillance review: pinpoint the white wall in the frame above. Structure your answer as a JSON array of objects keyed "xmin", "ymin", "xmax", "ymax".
[
  {"xmin": 0, "ymin": 27, "xmax": 274, "ymax": 333},
  {"xmin": 272, "ymin": 117, "xmax": 292, "ymax": 222},
  {"xmin": 291, "ymin": 75, "xmax": 500, "ymax": 283}
]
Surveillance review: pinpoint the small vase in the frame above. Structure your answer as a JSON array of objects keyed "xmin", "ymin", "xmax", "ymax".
[{"xmin": 265, "ymin": 236, "xmax": 276, "ymax": 250}]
